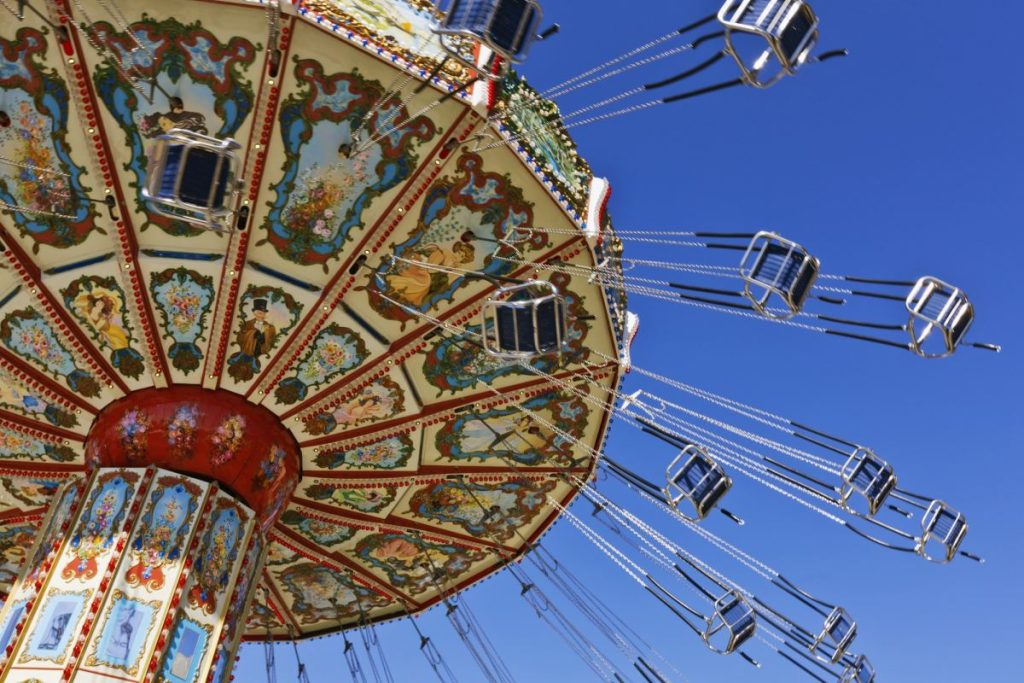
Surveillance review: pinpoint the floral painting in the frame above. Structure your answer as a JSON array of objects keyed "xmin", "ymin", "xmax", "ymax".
[
  {"xmin": 24, "ymin": 482, "xmax": 80, "ymax": 584},
  {"xmin": 435, "ymin": 391, "xmax": 590, "ymax": 466},
  {"xmin": 302, "ymin": 484, "xmax": 397, "ymax": 515},
  {"xmin": 63, "ymin": 472, "xmax": 136, "ymax": 581},
  {"xmin": 150, "ymin": 267, "xmax": 215, "ymax": 373},
  {"xmin": 364, "ymin": 153, "xmax": 540, "ymax": 324},
  {"xmin": 275, "ymin": 323, "xmax": 369, "ymax": 405},
  {"xmin": 302, "ymin": 376, "xmax": 405, "ymax": 436},
  {"xmin": 189, "ymin": 501, "xmax": 244, "ymax": 616},
  {"xmin": 210, "ymin": 414, "xmax": 245, "ymax": 466},
  {"xmin": 253, "ymin": 445, "xmax": 288, "ymax": 489},
  {"xmin": 354, "ymin": 533, "xmax": 485, "ymax": 595},
  {"xmin": 278, "ymin": 510, "xmax": 357, "ymax": 548},
  {"xmin": 257, "ymin": 60, "xmax": 435, "ymax": 268},
  {"xmin": 167, "ymin": 404, "xmax": 199, "ymax": 459},
  {"xmin": 313, "ymin": 434, "xmax": 414, "ymax": 470},
  {"xmin": 0, "ymin": 425, "xmax": 77, "ymax": 462},
  {"xmin": 125, "ymin": 477, "xmax": 201, "ymax": 591},
  {"xmin": 62, "ymin": 274, "xmax": 146, "ymax": 379},
  {"xmin": 226, "ymin": 286, "xmax": 303, "ymax": 382},
  {"xmin": 276, "ymin": 563, "xmax": 391, "ymax": 624},
  {"xmin": 0, "ymin": 28, "xmax": 99, "ymax": 249},
  {"xmin": 117, "ymin": 408, "xmax": 150, "ymax": 463},
  {"xmin": 0, "ymin": 367, "xmax": 77, "ymax": 427},
  {"xmin": 90, "ymin": 17, "xmax": 256, "ymax": 236},
  {"xmin": 407, "ymin": 480, "xmax": 557, "ymax": 542},
  {"xmin": 0, "ymin": 308, "xmax": 101, "ymax": 397}
]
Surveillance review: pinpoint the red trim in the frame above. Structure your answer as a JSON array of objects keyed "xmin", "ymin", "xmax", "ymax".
[{"xmin": 57, "ymin": 7, "xmax": 174, "ymax": 382}]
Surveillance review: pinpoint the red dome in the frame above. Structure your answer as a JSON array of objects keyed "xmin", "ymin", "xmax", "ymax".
[{"xmin": 86, "ymin": 387, "xmax": 300, "ymax": 529}]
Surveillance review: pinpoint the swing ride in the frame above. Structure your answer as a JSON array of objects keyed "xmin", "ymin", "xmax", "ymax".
[{"xmin": 0, "ymin": 0, "xmax": 998, "ymax": 682}]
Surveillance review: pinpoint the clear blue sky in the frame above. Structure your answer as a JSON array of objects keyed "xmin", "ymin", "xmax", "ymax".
[{"xmin": 239, "ymin": 2, "xmax": 1024, "ymax": 680}]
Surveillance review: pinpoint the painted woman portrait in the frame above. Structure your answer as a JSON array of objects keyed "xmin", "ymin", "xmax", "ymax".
[
  {"xmin": 384, "ymin": 240, "xmax": 474, "ymax": 307},
  {"xmin": 73, "ymin": 287, "xmax": 130, "ymax": 351}
]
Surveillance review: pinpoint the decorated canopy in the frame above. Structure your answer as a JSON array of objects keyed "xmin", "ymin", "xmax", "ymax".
[{"xmin": 0, "ymin": 0, "xmax": 627, "ymax": 640}]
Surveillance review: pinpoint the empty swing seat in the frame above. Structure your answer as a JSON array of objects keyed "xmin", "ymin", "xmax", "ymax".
[
  {"xmin": 718, "ymin": 0, "xmax": 820, "ymax": 88},
  {"xmin": 739, "ymin": 231, "xmax": 820, "ymax": 319},
  {"xmin": 839, "ymin": 448, "xmax": 896, "ymax": 516},
  {"xmin": 703, "ymin": 590, "xmax": 756, "ymax": 654},
  {"xmin": 811, "ymin": 606, "xmax": 857, "ymax": 663},
  {"xmin": 436, "ymin": 0, "xmax": 543, "ymax": 75},
  {"xmin": 664, "ymin": 445, "xmax": 732, "ymax": 521},
  {"xmin": 905, "ymin": 276, "xmax": 974, "ymax": 358},
  {"xmin": 142, "ymin": 129, "xmax": 241, "ymax": 231},
  {"xmin": 840, "ymin": 655, "xmax": 877, "ymax": 683},
  {"xmin": 917, "ymin": 500, "xmax": 968, "ymax": 564},
  {"xmin": 481, "ymin": 280, "xmax": 567, "ymax": 360}
]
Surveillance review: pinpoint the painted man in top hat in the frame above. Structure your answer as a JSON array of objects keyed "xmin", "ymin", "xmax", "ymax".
[
  {"xmin": 237, "ymin": 298, "xmax": 276, "ymax": 359},
  {"xmin": 227, "ymin": 298, "xmax": 277, "ymax": 381}
]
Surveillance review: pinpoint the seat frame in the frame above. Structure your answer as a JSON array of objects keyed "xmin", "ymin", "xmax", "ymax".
[
  {"xmin": 905, "ymin": 275, "xmax": 974, "ymax": 358},
  {"xmin": 840, "ymin": 655, "xmax": 877, "ymax": 683},
  {"xmin": 916, "ymin": 500, "xmax": 968, "ymax": 564},
  {"xmin": 703, "ymin": 590, "xmax": 757, "ymax": 654},
  {"xmin": 839, "ymin": 447, "xmax": 896, "ymax": 517},
  {"xmin": 480, "ymin": 279, "xmax": 567, "ymax": 361},
  {"xmin": 142, "ymin": 128, "xmax": 242, "ymax": 232},
  {"xmin": 717, "ymin": 0, "xmax": 820, "ymax": 88},
  {"xmin": 663, "ymin": 444, "xmax": 732, "ymax": 521},
  {"xmin": 811, "ymin": 606, "xmax": 857, "ymax": 663},
  {"xmin": 738, "ymin": 230, "xmax": 820, "ymax": 319},
  {"xmin": 434, "ymin": 0, "xmax": 543, "ymax": 80}
]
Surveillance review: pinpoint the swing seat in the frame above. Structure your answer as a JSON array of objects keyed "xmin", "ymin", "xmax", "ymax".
[
  {"xmin": 703, "ymin": 590, "xmax": 756, "ymax": 654},
  {"xmin": 840, "ymin": 655, "xmax": 876, "ymax": 683},
  {"xmin": 481, "ymin": 280, "xmax": 567, "ymax": 360},
  {"xmin": 718, "ymin": 0, "xmax": 820, "ymax": 88},
  {"xmin": 664, "ymin": 445, "xmax": 732, "ymax": 521},
  {"xmin": 839, "ymin": 448, "xmax": 896, "ymax": 517},
  {"xmin": 811, "ymin": 606, "xmax": 857, "ymax": 663},
  {"xmin": 436, "ymin": 0, "xmax": 543, "ymax": 76},
  {"xmin": 905, "ymin": 276, "xmax": 974, "ymax": 358},
  {"xmin": 917, "ymin": 500, "xmax": 967, "ymax": 564},
  {"xmin": 739, "ymin": 231, "xmax": 819, "ymax": 319},
  {"xmin": 142, "ymin": 128, "xmax": 242, "ymax": 232}
]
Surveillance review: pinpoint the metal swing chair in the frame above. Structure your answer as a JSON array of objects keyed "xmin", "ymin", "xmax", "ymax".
[
  {"xmin": 434, "ymin": 0, "xmax": 544, "ymax": 79},
  {"xmin": 739, "ymin": 230, "xmax": 820, "ymax": 319},
  {"xmin": 905, "ymin": 276, "xmax": 974, "ymax": 359},
  {"xmin": 839, "ymin": 447, "xmax": 896, "ymax": 517},
  {"xmin": 811, "ymin": 606, "xmax": 857, "ymax": 664},
  {"xmin": 916, "ymin": 500, "xmax": 968, "ymax": 564},
  {"xmin": 718, "ymin": 0, "xmax": 821, "ymax": 88},
  {"xmin": 481, "ymin": 279, "xmax": 567, "ymax": 360},
  {"xmin": 840, "ymin": 654, "xmax": 877, "ymax": 683},
  {"xmin": 663, "ymin": 444, "xmax": 732, "ymax": 521},
  {"xmin": 702, "ymin": 589, "xmax": 757, "ymax": 654},
  {"xmin": 142, "ymin": 128, "xmax": 243, "ymax": 232}
]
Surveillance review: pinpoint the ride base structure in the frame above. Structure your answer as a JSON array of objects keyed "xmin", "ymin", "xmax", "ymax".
[{"xmin": 0, "ymin": 389, "xmax": 301, "ymax": 683}]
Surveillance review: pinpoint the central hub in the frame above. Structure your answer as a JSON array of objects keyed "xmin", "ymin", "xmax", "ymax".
[{"xmin": 86, "ymin": 387, "xmax": 301, "ymax": 528}]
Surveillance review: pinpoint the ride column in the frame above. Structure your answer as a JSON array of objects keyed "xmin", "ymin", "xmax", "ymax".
[{"xmin": 0, "ymin": 466, "xmax": 268, "ymax": 683}]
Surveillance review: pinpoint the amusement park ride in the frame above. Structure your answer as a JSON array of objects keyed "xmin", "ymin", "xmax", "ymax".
[{"xmin": 0, "ymin": 0, "xmax": 999, "ymax": 682}]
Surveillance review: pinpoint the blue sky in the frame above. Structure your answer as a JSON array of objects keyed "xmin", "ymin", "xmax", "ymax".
[{"xmin": 238, "ymin": 1, "xmax": 1024, "ymax": 681}]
